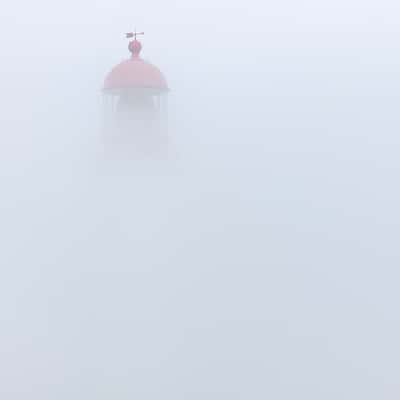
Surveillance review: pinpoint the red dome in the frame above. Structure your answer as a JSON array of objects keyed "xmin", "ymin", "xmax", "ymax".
[{"xmin": 103, "ymin": 39, "xmax": 168, "ymax": 94}]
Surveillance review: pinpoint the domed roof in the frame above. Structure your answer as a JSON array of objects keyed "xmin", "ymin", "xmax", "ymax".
[{"xmin": 103, "ymin": 37, "xmax": 168, "ymax": 94}]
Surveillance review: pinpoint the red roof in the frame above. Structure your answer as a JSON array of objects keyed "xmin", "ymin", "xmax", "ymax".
[{"xmin": 103, "ymin": 40, "xmax": 168, "ymax": 94}]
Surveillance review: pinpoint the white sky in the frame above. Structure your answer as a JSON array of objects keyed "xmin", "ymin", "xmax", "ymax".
[{"xmin": 1, "ymin": 0, "xmax": 400, "ymax": 399}]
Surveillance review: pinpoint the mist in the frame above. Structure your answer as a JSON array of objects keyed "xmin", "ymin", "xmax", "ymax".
[{"xmin": 0, "ymin": 0, "xmax": 399, "ymax": 398}]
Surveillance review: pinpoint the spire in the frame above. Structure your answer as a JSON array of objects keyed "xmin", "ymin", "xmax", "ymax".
[{"xmin": 126, "ymin": 29, "xmax": 144, "ymax": 58}]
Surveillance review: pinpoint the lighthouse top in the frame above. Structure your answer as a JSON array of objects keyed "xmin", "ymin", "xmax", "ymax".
[{"xmin": 103, "ymin": 31, "xmax": 169, "ymax": 95}]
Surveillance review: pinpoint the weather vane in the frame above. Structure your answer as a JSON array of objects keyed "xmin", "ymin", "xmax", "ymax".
[{"xmin": 126, "ymin": 28, "xmax": 144, "ymax": 40}]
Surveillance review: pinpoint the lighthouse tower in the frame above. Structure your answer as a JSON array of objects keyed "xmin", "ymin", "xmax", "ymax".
[{"xmin": 102, "ymin": 31, "xmax": 169, "ymax": 153}]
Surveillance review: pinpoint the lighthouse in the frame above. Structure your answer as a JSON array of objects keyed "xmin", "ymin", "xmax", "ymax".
[{"xmin": 102, "ymin": 30, "xmax": 169, "ymax": 154}]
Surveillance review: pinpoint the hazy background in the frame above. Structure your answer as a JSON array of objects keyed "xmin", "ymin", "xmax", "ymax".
[{"xmin": 1, "ymin": 0, "xmax": 400, "ymax": 398}]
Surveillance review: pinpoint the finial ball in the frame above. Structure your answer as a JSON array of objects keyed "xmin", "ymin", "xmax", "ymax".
[{"xmin": 129, "ymin": 40, "xmax": 142, "ymax": 56}]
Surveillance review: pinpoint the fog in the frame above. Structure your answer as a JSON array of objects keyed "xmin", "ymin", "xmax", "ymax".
[{"xmin": 1, "ymin": 0, "xmax": 400, "ymax": 398}]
